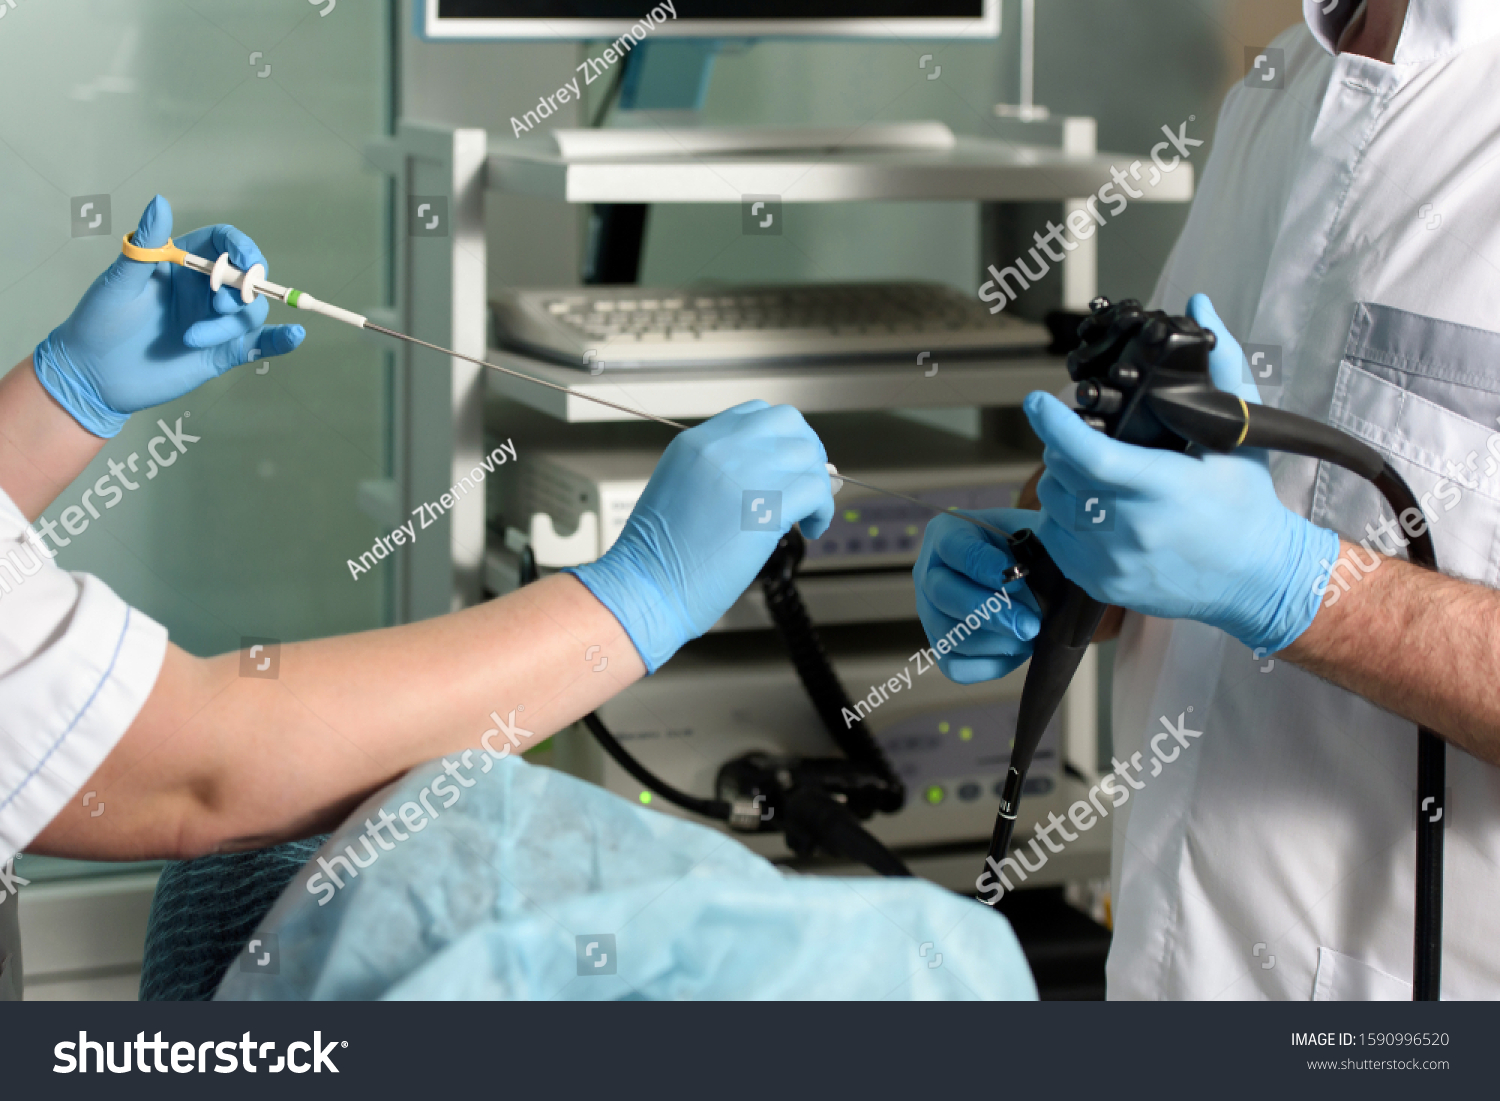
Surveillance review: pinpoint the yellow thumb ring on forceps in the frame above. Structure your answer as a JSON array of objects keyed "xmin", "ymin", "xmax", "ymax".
[{"xmin": 120, "ymin": 232, "xmax": 188, "ymax": 265}]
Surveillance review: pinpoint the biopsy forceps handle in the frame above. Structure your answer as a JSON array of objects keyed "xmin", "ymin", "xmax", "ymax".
[{"xmin": 121, "ymin": 232, "xmax": 368, "ymax": 327}]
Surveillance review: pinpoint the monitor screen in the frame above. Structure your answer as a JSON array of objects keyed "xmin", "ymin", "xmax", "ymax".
[{"xmin": 420, "ymin": 0, "xmax": 999, "ymax": 40}]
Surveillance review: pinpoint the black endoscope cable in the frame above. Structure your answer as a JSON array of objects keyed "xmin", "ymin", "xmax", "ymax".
[
  {"xmin": 516, "ymin": 547, "xmax": 729, "ymax": 819},
  {"xmin": 757, "ymin": 531, "xmax": 906, "ymax": 812},
  {"xmin": 581, "ymin": 711, "xmax": 733, "ymax": 819},
  {"xmin": 515, "ymin": 540, "xmax": 913, "ymax": 878},
  {"xmin": 1152, "ymin": 388, "xmax": 1445, "ymax": 1001}
]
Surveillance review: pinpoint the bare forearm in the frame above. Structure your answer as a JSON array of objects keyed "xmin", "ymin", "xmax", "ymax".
[
  {"xmin": 30, "ymin": 573, "xmax": 646, "ymax": 860},
  {"xmin": 0, "ymin": 357, "xmax": 106, "ymax": 519},
  {"xmin": 1283, "ymin": 539, "xmax": 1500, "ymax": 765}
]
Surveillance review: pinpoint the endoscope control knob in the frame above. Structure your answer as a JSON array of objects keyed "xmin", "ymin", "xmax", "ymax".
[{"xmin": 1076, "ymin": 379, "xmax": 1124, "ymax": 415}]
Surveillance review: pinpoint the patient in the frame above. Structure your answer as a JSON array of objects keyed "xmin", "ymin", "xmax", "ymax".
[{"xmin": 189, "ymin": 751, "xmax": 1037, "ymax": 1000}]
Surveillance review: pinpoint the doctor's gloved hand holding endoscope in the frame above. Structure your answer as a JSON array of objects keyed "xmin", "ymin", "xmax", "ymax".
[
  {"xmin": 915, "ymin": 294, "xmax": 1338, "ymax": 665},
  {"xmin": 567, "ymin": 400, "xmax": 835, "ymax": 674}
]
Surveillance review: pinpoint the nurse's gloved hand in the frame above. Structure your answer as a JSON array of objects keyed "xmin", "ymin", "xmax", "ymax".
[
  {"xmin": 33, "ymin": 195, "xmax": 305, "ymax": 438},
  {"xmin": 566, "ymin": 401, "xmax": 835, "ymax": 673},
  {"xmin": 1022, "ymin": 294, "xmax": 1338, "ymax": 655},
  {"xmin": 912, "ymin": 508, "xmax": 1043, "ymax": 684}
]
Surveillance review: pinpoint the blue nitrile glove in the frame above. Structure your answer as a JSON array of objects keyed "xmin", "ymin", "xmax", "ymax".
[
  {"xmin": 912, "ymin": 507, "xmax": 1044, "ymax": 685},
  {"xmin": 33, "ymin": 195, "xmax": 306, "ymax": 437},
  {"xmin": 566, "ymin": 401, "xmax": 836, "ymax": 673},
  {"xmin": 1016, "ymin": 293, "xmax": 1338, "ymax": 654}
]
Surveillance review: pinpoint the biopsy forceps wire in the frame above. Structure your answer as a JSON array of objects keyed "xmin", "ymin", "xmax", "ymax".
[{"xmin": 119, "ymin": 232, "xmax": 1017, "ymax": 544}]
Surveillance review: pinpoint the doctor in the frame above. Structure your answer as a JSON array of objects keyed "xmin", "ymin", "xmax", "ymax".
[
  {"xmin": 0, "ymin": 197, "xmax": 835, "ymax": 997},
  {"xmin": 916, "ymin": 0, "xmax": 1500, "ymax": 998}
]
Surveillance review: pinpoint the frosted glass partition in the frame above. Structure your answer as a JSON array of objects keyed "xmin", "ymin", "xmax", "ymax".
[{"xmin": 0, "ymin": 0, "xmax": 391, "ymax": 657}]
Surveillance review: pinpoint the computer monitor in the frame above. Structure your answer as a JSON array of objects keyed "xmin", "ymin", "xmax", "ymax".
[{"xmin": 417, "ymin": 0, "xmax": 1001, "ymax": 41}]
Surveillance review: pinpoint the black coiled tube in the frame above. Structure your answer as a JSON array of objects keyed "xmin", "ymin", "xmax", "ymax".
[{"xmin": 758, "ymin": 531, "xmax": 905, "ymax": 814}]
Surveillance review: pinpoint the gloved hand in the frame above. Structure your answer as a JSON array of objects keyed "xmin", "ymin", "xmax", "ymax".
[
  {"xmin": 33, "ymin": 195, "xmax": 305, "ymax": 437},
  {"xmin": 1016, "ymin": 293, "xmax": 1338, "ymax": 654},
  {"xmin": 567, "ymin": 401, "xmax": 835, "ymax": 672},
  {"xmin": 912, "ymin": 508, "xmax": 1043, "ymax": 684}
]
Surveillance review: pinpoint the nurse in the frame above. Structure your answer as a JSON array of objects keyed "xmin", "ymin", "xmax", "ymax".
[
  {"xmin": 0, "ymin": 197, "xmax": 835, "ymax": 997},
  {"xmin": 914, "ymin": 0, "xmax": 1500, "ymax": 999}
]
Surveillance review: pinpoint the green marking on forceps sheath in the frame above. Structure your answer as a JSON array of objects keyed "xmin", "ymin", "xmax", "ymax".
[{"xmin": 286, "ymin": 288, "xmax": 302, "ymax": 307}]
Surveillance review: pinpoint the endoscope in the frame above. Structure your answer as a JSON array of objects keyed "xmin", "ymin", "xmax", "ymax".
[{"xmin": 984, "ymin": 297, "xmax": 1445, "ymax": 1001}]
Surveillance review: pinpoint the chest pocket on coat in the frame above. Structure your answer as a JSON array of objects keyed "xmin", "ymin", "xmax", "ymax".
[{"xmin": 1309, "ymin": 303, "xmax": 1500, "ymax": 587}]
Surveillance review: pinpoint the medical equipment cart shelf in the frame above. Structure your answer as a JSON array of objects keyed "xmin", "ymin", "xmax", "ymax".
[
  {"xmin": 487, "ymin": 131, "xmax": 1194, "ymax": 206},
  {"xmin": 362, "ymin": 119, "xmax": 1192, "ymax": 616},
  {"xmin": 362, "ymin": 117, "xmax": 1192, "ymax": 883},
  {"xmin": 479, "ymin": 345, "xmax": 1070, "ymax": 423}
]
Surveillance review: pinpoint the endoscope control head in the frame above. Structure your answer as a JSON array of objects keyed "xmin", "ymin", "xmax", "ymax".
[{"xmin": 1067, "ymin": 297, "xmax": 1240, "ymax": 452}]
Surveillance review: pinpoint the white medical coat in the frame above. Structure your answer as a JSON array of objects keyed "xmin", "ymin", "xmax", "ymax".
[
  {"xmin": 1110, "ymin": 0, "xmax": 1500, "ymax": 999},
  {"xmin": 0, "ymin": 484, "xmax": 166, "ymax": 866}
]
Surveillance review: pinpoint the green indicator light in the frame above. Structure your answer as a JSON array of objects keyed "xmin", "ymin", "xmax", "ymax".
[
  {"xmin": 639, "ymin": 791, "xmax": 652, "ymax": 805},
  {"xmin": 938, "ymin": 721, "xmax": 950, "ymax": 734},
  {"xmin": 905, "ymin": 525, "xmax": 919, "ymax": 536},
  {"xmin": 960, "ymin": 726, "xmax": 973, "ymax": 741},
  {"xmin": 924, "ymin": 785, "xmax": 945, "ymax": 805},
  {"xmin": 844, "ymin": 509, "xmax": 861, "ymax": 522},
  {"xmin": 868, "ymin": 525, "xmax": 879, "ymax": 537}
]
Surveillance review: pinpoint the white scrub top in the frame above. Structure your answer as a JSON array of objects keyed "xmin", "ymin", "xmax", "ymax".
[
  {"xmin": 1110, "ymin": 0, "xmax": 1500, "ymax": 999},
  {"xmin": 0, "ymin": 483, "xmax": 167, "ymax": 867}
]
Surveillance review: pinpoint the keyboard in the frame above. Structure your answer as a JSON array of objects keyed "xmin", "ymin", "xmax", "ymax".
[{"xmin": 490, "ymin": 282, "xmax": 1052, "ymax": 371}]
